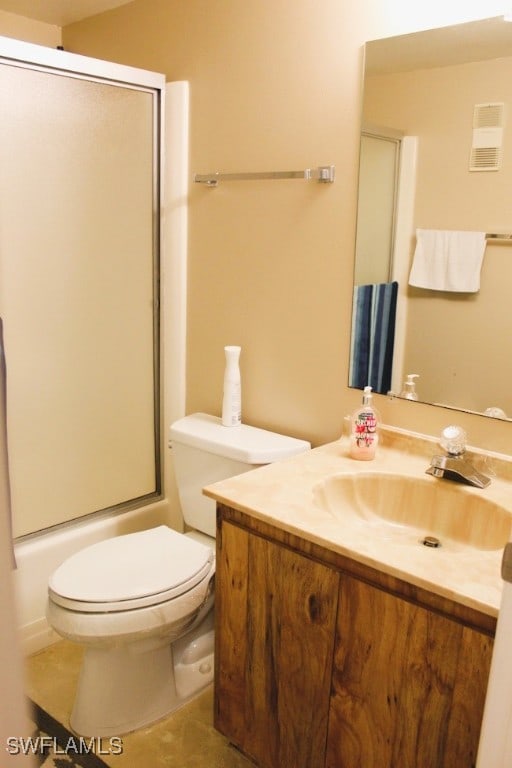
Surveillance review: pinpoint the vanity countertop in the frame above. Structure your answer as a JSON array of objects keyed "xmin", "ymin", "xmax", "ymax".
[{"xmin": 204, "ymin": 426, "xmax": 512, "ymax": 618}]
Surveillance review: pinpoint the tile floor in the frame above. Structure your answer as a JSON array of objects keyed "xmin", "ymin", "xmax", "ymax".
[{"xmin": 24, "ymin": 640, "xmax": 254, "ymax": 768}]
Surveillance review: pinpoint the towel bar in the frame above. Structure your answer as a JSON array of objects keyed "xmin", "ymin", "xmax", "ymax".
[
  {"xmin": 485, "ymin": 233, "xmax": 512, "ymax": 241},
  {"xmin": 194, "ymin": 165, "xmax": 335, "ymax": 187}
]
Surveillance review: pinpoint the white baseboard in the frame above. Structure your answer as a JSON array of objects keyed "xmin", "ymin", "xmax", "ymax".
[{"xmin": 21, "ymin": 617, "xmax": 60, "ymax": 656}]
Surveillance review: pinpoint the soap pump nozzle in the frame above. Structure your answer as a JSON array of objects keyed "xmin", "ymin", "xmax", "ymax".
[{"xmin": 400, "ymin": 374, "xmax": 419, "ymax": 401}]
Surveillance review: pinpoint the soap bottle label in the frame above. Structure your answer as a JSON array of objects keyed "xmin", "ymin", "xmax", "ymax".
[{"xmin": 354, "ymin": 409, "xmax": 377, "ymax": 448}]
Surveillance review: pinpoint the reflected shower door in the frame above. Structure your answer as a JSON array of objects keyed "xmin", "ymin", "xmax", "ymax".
[{"xmin": 354, "ymin": 132, "xmax": 400, "ymax": 285}]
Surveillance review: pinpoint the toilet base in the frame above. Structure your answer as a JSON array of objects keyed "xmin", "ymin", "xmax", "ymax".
[{"xmin": 70, "ymin": 613, "xmax": 215, "ymax": 737}]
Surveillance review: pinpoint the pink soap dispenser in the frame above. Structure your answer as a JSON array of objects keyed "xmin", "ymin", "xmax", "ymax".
[{"xmin": 349, "ymin": 385, "xmax": 380, "ymax": 460}]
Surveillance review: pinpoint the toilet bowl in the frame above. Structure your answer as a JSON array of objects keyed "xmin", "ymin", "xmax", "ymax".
[
  {"xmin": 46, "ymin": 413, "xmax": 310, "ymax": 736},
  {"xmin": 47, "ymin": 525, "xmax": 215, "ymax": 736}
]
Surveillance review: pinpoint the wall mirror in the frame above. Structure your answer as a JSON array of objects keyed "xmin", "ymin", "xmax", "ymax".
[{"xmin": 351, "ymin": 16, "xmax": 512, "ymax": 421}]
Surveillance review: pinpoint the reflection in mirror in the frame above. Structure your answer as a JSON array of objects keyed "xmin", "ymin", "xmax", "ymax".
[{"xmin": 350, "ymin": 16, "xmax": 512, "ymax": 421}]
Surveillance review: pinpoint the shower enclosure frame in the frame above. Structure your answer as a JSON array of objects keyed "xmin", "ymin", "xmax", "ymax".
[
  {"xmin": 0, "ymin": 37, "xmax": 190, "ymax": 655},
  {"xmin": 0, "ymin": 35, "xmax": 166, "ymax": 539}
]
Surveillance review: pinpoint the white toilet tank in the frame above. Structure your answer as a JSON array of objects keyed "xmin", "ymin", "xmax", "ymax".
[{"xmin": 169, "ymin": 413, "xmax": 310, "ymax": 537}]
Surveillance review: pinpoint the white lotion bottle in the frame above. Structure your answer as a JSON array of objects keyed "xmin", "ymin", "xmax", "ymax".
[
  {"xmin": 400, "ymin": 373, "xmax": 419, "ymax": 401},
  {"xmin": 222, "ymin": 346, "xmax": 242, "ymax": 427}
]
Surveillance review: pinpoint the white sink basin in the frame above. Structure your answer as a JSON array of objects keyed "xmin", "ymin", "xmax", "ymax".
[{"xmin": 313, "ymin": 472, "xmax": 512, "ymax": 551}]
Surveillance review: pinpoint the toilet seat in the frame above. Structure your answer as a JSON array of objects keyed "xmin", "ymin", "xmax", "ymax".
[{"xmin": 48, "ymin": 526, "xmax": 214, "ymax": 612}]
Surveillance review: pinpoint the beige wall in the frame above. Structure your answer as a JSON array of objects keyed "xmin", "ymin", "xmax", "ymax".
[
  {"xmin": 364, "ymin": 57, "xmax": 512, "ymax": 416},
  {"xmin": 0, "ymin": 9, "xmax": 60, "ymax": 46},
  {"xmin": 56, "ymin": 0, "xmax": 512, "ymax": 454}
]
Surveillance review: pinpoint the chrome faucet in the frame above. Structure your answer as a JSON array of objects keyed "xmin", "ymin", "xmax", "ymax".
[{"xmin": 426, "ymin": 426, "xmax": 491, "ymax": 488}]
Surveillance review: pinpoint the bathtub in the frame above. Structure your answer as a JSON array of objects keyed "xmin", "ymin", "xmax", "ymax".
[{"xmin": 14, "ymin": 498, "xmax": 172, "ymax": 655}]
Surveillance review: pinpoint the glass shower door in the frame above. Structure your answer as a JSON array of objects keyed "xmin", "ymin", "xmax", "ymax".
[{"xmin": 0, "ymin": 57, "xmax": 161, "ymax": 537}]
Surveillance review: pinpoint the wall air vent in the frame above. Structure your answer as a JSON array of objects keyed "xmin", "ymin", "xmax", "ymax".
[{"xmin": 469, "ymin": 102, "xmax": 505, "ymax": 171}]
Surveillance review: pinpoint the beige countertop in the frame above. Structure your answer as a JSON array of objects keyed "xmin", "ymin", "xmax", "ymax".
[{"xmin": 204, "ymin": 425, "xmax": 512, "ymax": 618}]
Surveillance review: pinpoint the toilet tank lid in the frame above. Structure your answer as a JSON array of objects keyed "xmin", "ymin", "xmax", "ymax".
[{"xmin": 169, "ymin": 413, "xmax": 310, "ymax": 464}]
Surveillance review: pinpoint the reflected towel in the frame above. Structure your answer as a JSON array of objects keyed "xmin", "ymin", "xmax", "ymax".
[
  {"xmin": 349, "ymin": 281, "xmax": 398, "ymax": 395},
  {"xmin": 409, "ymin": 229, "xmax": 486, "ymax": 292}
]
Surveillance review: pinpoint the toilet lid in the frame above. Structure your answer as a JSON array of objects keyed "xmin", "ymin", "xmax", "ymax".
[{"xmin": 48, "ymin": 526, "xmax": 214, "ymax": 612}]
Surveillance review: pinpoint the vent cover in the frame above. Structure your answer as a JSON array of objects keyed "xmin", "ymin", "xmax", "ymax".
[{"xmin": 469, "ymin": 102, "xmax": 505, "ymax": 171}]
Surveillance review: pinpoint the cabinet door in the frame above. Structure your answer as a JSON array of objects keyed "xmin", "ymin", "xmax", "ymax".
[
  {"xmin": 215, "ymin": 520, "xmax": 339, "ymax": 768},
  {"xmin": 326, "ymin": 575, "xmax": 493, "ymax": 768}
]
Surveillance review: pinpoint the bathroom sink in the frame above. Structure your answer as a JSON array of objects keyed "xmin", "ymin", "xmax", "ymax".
[{"xmin": 313, "ymin": 472, "xmax": 512, "ymax": 551}]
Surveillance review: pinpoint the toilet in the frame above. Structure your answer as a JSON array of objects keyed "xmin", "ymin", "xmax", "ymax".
[{"xmin": 46, "ymin": 413, "xmax": 310, "ymax": 737}]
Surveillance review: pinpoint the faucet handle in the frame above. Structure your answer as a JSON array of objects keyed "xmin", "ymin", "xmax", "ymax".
[{"xmin": 440, "ymin": 425, "xmax": 467, "ymax": 456}]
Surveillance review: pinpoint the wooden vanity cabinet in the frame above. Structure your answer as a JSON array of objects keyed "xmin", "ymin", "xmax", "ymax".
[
  {"xmin": 215, "ymin": 513, "xmax": 339, "ymax": 768},
  {"xmin": 215, "ymin": 505, "xmax": 495, "ymax": 768},
  {"xmin": 327, "ymin": 575, "xmax": 493, "ymax": 768}
]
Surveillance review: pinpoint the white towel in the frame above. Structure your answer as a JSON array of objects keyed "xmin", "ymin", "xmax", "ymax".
[{"xmin": 408, "ymin": 229, "xmax": 486, "ymax": 292}]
